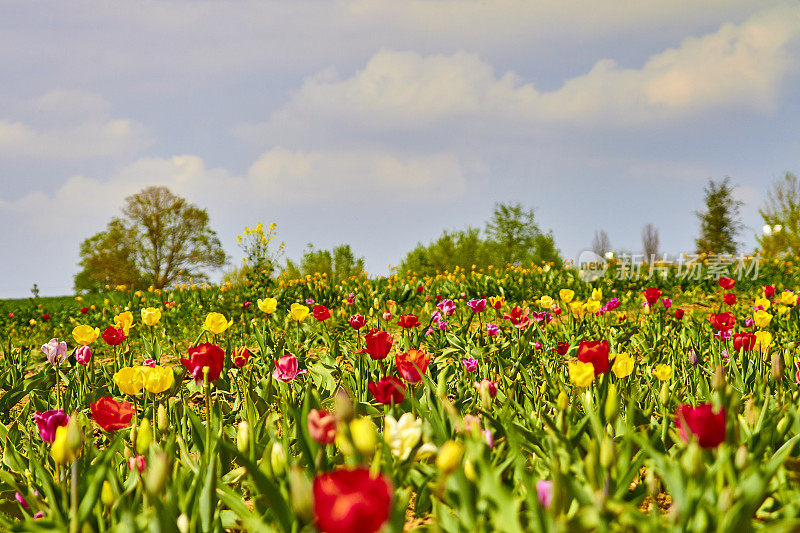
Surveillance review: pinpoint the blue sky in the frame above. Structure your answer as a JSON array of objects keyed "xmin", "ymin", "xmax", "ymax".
[{"xmin": 1, "ymin": 0, "xmax": 798, "ymax": 297}]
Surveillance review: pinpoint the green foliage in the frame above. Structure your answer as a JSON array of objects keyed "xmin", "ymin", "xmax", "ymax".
[
  {"xmin": 75, "ymin": 186, "xmax": 227, "ymax": 292},
  {"xmin": 759, "ymin": 172, "xmax": 800, "ymax": 259},
  {"xmin": 695, "ymin": 177, "xmax": 743, "ymax": 255},
  {"xmin": 284, "ymin": 244, "xmax": 366, "ymax": 283}
]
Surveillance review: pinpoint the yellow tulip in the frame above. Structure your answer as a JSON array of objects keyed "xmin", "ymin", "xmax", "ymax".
[
  {"xmin": 653, "ymin": 364, "xmax": 673, "ymax": 381},
  {"xmin": 612, "ymin": 352, "xmax": 634, "ymax": 379},
  {"xmin": 72, "ymin": 325, "xmax": 100, "ymax": 345},
  {"xmin": 141, "ymin": 307, "xmax": 162, "ymax": 327},
  {"xmin": 141, "ymin": 366, "xmax": 174, "ymax": 394},
  {"xmin": 753, "ymin": 310, "xmax": 773, "ymax": 329},
  {"xmin": 114, "ymin": 311, "xmax": 134, "ymax": 335},
  {"xmin": 349, "ymin": 417, "xmax": 377, "ymax": 458},
  {"xmin": 289, "ymin": 303, "xmax": 310, "ymax": 322},
  {"xmin": 204, "ymin": 312, "xmax": 232, "ymax": 334},
  {"xmin": 559, "ymin": 289, "xmax": 574, "ymax": 303},
  {"xmin": 538, "ymin": 296, "xmax": 554, "ymax": 309},
  {"xmin": 569, "ymin": 301, "xmax": 584, "ymax": 316},
  {"xmin": 754, "ymin": 297, "xmax": 771, "ymax": 310},
  {"xmin": 114, "ymin": 367, "xmax": 144, "ymax": 395},
  {"xmin": 257, "ymin": 297, "xmax": 278, "ymax": 314},
  {"xmin": 755, "ymin": 331, "xmax": 773, "ymax": 354},
  {"xmin": 779, "ymin": 291, "xmax": 796, "ymax": 306},
  {"xmin": 569, "ymin": 361, "xmax": 595, "ymax": 387},
  {"xmin": 436, "ymin": 440, "xmax": 464, "ymax": 475},
  {"xmin": 591, "ymin": 288, "xmax": 603, "ymax": 301},
  {"xmin": 384, "ymin": 413, "xmax": 422, "ymax": 460},
  {"xmin": 584, "ymin": 300, "xmax": 601, "ymax": 314}
]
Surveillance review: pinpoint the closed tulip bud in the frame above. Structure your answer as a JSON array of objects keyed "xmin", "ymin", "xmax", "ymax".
[
  {"xmin": 136, "ymin": 418, "xmax": 152, "ymax": 455},
  {"xmin": 604, "ymin": 383, "xmax": 618, "ymax": 422},
  {"xmin": 734, "ymin": 445, "xmax": 749, "ymax": 470},
  {"xmin": 123, "ymin": 446, "xmax": 133, "ymax": 463},
  {"xmin": 436, "ymin": 440, "xmax": 464, "ymax": 476},
  {"xmin": 659, "ymin": 382, "xmax": 669, "ymax": 406},
  {"xmin": 463, "ymin": 459, "xmax": 477, "ymax": 481},
  {"xmin": 289, "ymin": 467, "xmax": 314, "ymax": 522},
  {"xmin": 718, "ymin": 487, "xmax": 733, "ymax": 512},
  {"xmin": 144, "ymin": 451, "xmax": 169, "ymax": 495},
  {"xmin": 237, "ymin": 421, "xmax": 250, "ymax": 453},
  {"xmin": 334, "ymin": 388, "xmax": 354, "ymax": 423},
  {"xmin": 101, "ymin": 481, "xmax": 115, "ymax": 508},
  {"xmin": 556, "ymin": 391, "xmax": 569, "ymax": 411},
  {"xmin": 646, "ymin": 466, "xmax": 658, "ymax": 495},
  {"xmin": 65, "ymin": 415, "xmax": 83, "ymax": 454},
  {"xmin": 349, "ymin": 417, "xmax": 376, "ymax": 458},
  {"xmin": 772, "ymin": 352, "xmax": 786, "ymax": 382},
  {"xmin": 777, "ymin": 415, "xmax": 790, "ymax": 434},
  {"xmin": 177, "ymin": 514, "xmax": 190, "ymax": 533},
  {"xmin": 599, "ymin": 436, "xmax": 614, "ymax": 468},
  {"xmin": 681, "ymin": 442, "xmax": 703, "ymax": 477},
  {"xmin": 712, "ymin": 365, "xmax": 726, "ymax": 390},
  {"xmin": 270, "ymin": 442, "xmax": 286, "ymax": 476},
  {"xmin": 157, "ymin": 404, "xmax": 168, "ymax": 433}
]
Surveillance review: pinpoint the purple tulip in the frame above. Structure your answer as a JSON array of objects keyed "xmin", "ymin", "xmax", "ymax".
[
  {"xmin": 436, "ymin": 299, "xmax": 456, "ymax": 317},
  {"xmin": 486, "ymin": 323, "xmax": 500, "ymax": 336},
  {"xmin": 537, "ymin": 480, "xmax": 553, "ymax": 509},
  {"xmin": 662, "ymin": 298, "xmax": 672, "ymax": 309},
  {"xmin": 33, "ymin": 410, "xmax": 69, "ymax": 443},
  {"xmin": 41, "ymin": 338, "xmax": 67, "ymax": 366},
  {"xmin": 75, "ymin": 345, "xmax": 92, "ymax": 365},
  {"xmin": 462, "ymin": 358, "xmax": 478, "ymax": 372},
  {"xmin": 467, "ymin": 298, "xmax": 487, "ymax": 313},
  {"xmin": 272, "ymin": 353, "xmax": 307, "ymax": 383}
]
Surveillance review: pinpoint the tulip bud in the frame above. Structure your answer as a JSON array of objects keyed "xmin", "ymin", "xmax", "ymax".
[
  {"xmin": 777, "ymin": 415, "xmax": 790, "ymax": 435},
  {"xmin": 65, "ymin": 416, "xmax": 83, "ymax": 455},
  {"xmin": 349, "ymin": 417, "xmax": 376, "ymax": 458},
  {"xmin": 334, "ymin": 389, "xmax": 354, "ymax": 423},
  {"xmin": 237, "ymin": 421, "xmax": 250, "ymax": 453},
  {"xmin": 718, "ymin": 487, "xmax": 733, "ymax": 512},
  {"xmin": 463, "ymin": 459, "xmax": 477, "ymax": 481},
  {"xmin": 289, "ymin": 467, "xmax": 314, "ymax": 523},
  {"xmin": 734, "ymin": 445, "xmax": 749, "ymax": 470},
  {"xmin": 681, "ymin": 442, "xmax": 703, "ymax": 477},
  {"xmin": 772, "ymin": 352, "xmax": 786, "ymax": 382},
  {"xmin": 659, "ymin": 382, "xmax": 669, "ymax": 406},
  {"xmin": 604, "ymin": 383, "xmax": 618, "ymax": 422},
  {"xmin": 712, "ymin": 365, "xmax": 726, "ymax": 390},
  {"xmin": 556, "ymin": 391, "xmax": 569, "ymax": 411},
  {"xmin": 177, "ymin": 513, "xmax": 190, "ymax": 533},
  {"xmin": 270, "ymin": 442, "xmax": 286, "ymax": 476},
  {"xmin": 599, "ymin": 436, "xmax": 614, "ymax": 469},
  {"xmin": 157, "ymin": 404, "xmax": 168, "ymax": 433},
  {"xmin": 101, "ymin": 481, "xmax": 115, "ymax": 508},
  {"xmin": 136, "ymin": 418, "xmax": 152, "ymax": 455},
  {"xmin": 436, "ymin": 440, "xmax": 464, "ymax": 476},
  {"xmin": 144, "ymin": 451, "xmax": 169, "ymax": 495}
]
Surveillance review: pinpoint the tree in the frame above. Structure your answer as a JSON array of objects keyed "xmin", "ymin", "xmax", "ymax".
[
  {"xmin": 695, "ymin": 177, "xmax": 743, "ymax": 255},
  {"xmin": 485, "ymin": 203, "xmax": 540, "ymax": 266},
  {"xmin": 284, "ymin": 244, "xmax": 366, "ymax": 283},
  {"xmin": 400, "ymin": 227, "xmax": 495, "ymax": 275},
  {"xmin": 642, "ymin": 223, "xmax": 660, "ymax": 259},
  {"xmin": 592, "ymin": 230, "xmax": 612, "ymax": 258},
  {"xmin": 759, "ymin": 172, "xmax": 800, "ymax": 258},
  {"xmin": 75, "ymin": 186, "xmax": 227, "ymax": 291}
]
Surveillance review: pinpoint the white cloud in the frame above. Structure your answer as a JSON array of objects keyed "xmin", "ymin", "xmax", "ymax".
[{"xmin": 236, "ymin": 3, "xmax": 800, "ymax": 144}]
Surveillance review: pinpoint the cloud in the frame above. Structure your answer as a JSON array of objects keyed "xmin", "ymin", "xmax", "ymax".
[{"xmin": 235, "ymin": 4, "xmax": 800, "ymax": 145}]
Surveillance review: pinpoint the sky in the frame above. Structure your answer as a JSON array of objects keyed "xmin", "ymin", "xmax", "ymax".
[{"xmin": 1, "ymin": 0, "xmax": 799, "ymax": 297}]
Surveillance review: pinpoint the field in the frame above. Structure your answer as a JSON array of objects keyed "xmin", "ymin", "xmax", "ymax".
[{"xmin": 1, "ymin": 259, "xmax": 800, "ymax": 532}]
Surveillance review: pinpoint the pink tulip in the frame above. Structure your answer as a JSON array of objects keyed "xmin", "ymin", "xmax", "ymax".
[{"xmin": 272, "ymin": 353, "xmax": 308, "ymax": 382}]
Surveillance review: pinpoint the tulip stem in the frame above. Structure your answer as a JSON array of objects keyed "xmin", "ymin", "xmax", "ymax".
[
  {"xmin": 70, "ymin": 458, "xmax": 78, "ymax": 533},
  {"xmin": 204, "ymin": 367, "xmax": 212, "ymax": 464}
]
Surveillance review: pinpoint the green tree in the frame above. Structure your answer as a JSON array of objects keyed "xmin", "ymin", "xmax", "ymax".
[
  {"xmin": 695, "ymin": 177, "xmax": 743, "ymax": 255},
  {"xmin": 759, "ymin": 172, "xmax": 800, "ymax": 258},
  {"xmin": 75, "ymin": 186, "xmax": 227, "ymax": 292},
  {"xmin": 401, "ymin": 227, "xmax": 495, "ymax": 275},
  {"xmin": 284, "ymin": 244, "xmax": 366, "ymax": 283},
  {"xmin": 486, "ymin": 202, "xmax": 562, "ymax": 266}
]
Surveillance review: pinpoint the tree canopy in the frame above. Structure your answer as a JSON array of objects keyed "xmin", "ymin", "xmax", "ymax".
[
  {"xmin": 75, "ymin": 186, "xmax": 227, "ymax": 292},
  {"xmin": 695, "ymin": 177, "xmax": 743, "ymax": 255},
  {"xmin": 759, "ymin": 172, "xmax": 800, "ymax": 258}
]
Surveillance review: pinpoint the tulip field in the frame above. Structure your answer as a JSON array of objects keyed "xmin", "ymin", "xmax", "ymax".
[{"xmin": 3, "ymin": 260, "xmax": 800, "ymax": 532}]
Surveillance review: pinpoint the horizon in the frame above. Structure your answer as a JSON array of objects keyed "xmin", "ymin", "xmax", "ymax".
[{"xmin": 3, "ymin": 1, "xmax": 799, "ymax": 297}]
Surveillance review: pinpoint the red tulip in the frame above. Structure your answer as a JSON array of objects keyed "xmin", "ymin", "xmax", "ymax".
[
  {"xmin": 502, "ymin": 306, "xmax": 530, "ymax": 329},
  {"xmin": 718, "ymin": 277, "xmax": 735, "ymax": 290},
  {"xmin": 395, "ymin": 349, "xmax": 431, "ymax": 383},
  {"xmin": 368, "ymin": 376, "xmax": 406, "ymax": 404},
  {"xmin": 180, "ymin": 343, "xmax": 225, "ymax": 383},
  {"xmin": 674, "ymin": 309, "xmax": 685, "ymax": 320},
  {"xmin": 101, "ymin": 325, "xmax": 126, "ymax": 346},
  {"xmin": 90, "ymin": 396, "xmax": 134, "ymax": 431},
  {"xmin": 675, "ymin": 403, "xmax": 726, "ymax": 448},
  {"xmin": 397, "ymin": 314, "xmax": 421, "ymax": 328},
  {"xmin": 232, "ymin": 346, "xmax": 251, "ymax": 367},
  {"xmin": 357, "ymin": 329, "xmax": 393, "ymax": 360},
  {"xmin": 643, "ymin": 287, "xmax": 662, "ymax": 305},
  {"xmin": 313, "ymin": 305, "xmax": 331, "ymax": 321},
  {"xmin": 709, "ymin": 312, "xmax": 736, "ymax": 332},
  {"xmin": 416, "ymin": 285, "xmax": 424, "ymax": 293},
  {"xmin": 313, "ymin": 468, "xmax": 392, "ymax": 533},
  {"xmin": 80, "ymin": 307, "xmax": 89, "ymax": 314},
  {"xmin": 732, "ymin": 332, "xmax": 756, "ymax": 352},
  {"xmin": 308, "ymin": 409, "xmax": 337, "ymax": 445},
  {"xmin": 723, "ymin": 293, "xmax": 737, "ymax": 306},
  {"xmin": 577, "ymin": 340, "xmax": 610, "ymax": 375},
  {"xmin": 349, "ymin": 314, "xmax": 367, "ymax": 330},
  {"xmin": 764, "ymin": 285, "xmax": 776, "ymax": 298},
  {"xmin": 554, "ymin": 342, "xmax": 570, "ymax": 355}
]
